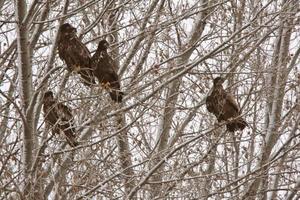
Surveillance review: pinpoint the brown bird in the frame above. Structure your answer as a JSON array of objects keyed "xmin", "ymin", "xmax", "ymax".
[
  {"xmin": 92, "ymin": 39, "xmax": 123, "ymax": 102},
  {"xmin": 43, "ymin": 91, "xmax": 78, "ymax": 147},
  {"xmin": 206, "ymin": 77, "xmax": 248, "ymax": 132},
  {"xmin": 57, "ymin": 23, "xmax": 96, "ymax": 87}
]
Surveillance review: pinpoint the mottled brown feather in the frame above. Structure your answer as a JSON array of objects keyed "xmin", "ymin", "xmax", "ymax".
[
  {"xmin": 58, "ymin": 23, "xmax": 95, "ymax": 87},
  {"xmin": 43, "ymin": 91, "xmax": 78, "ymax": 147},
  {"xmin": 206, "ymin": 77, "xmax": 247, "ymax": 132},
  {"xmin": 92, "ymin": 40, "xmax": 123, "ymax": 102},
  {"xmin": 225, "ymin": 93, "xmax": 240, "ymax": 113}
]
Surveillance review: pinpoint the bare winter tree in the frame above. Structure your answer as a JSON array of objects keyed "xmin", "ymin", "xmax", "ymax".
[{"xmin": 0, "ymin": 0, "xmax": 299, "ymax": 199}]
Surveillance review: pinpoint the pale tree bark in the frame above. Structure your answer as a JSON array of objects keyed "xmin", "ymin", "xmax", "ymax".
[
  {"xmin": 225, "ymin": 1, "xmax": 246, "ymax": 197},
  {"xmin": 267, "ymin": 112, "xmax": 300, "ymax": 199},
  {"xmin": 118, "ymin": 0, "xmax": 162, "ymax": 76},
  {"xmin": 1, "ymin": 0, "xmax": 299, "ymax": 199},
  {"xmin": 286, "ymin": 176, "xmax": 300, "ymax": 200},
  {"xmin": 156, "ymin": 0, "xmax": 209, "ymax": 154},
  {"xmin": 269, "ymin": 55, "xmax": 300, "ymax": 198},
  {"xmin": 127, "ymin": 0, "xmax": 169, "ymax": 88},
  {"xmin": 115, "ymin": 115, "xmax": 134, "ymax": 196},
  {"xmin": 269, "ymin": 154, "xmax": 286, "ymax": 200},
  {"xmin": 105, "ymin": 1, "xmax": 136, "ymax": 196},
  {"xmin": 42, "ymin": 124, "xmax": 94, "ymax": 199},
  {"xmin": 0, "ymin": 40, "xmax": 17, "ymax": 68},
  {"xmin": 157, "ymin": 125, "xmax": 223, "ymax": 199},
  {"xmin": 0, "ymin": 58, "xmax": 17, "ymax": 142},
  {"xmin": 149, "ymin": 0, "xmax": 210, "ymax": 197},
  {"xmin": 14, "ymin": 0, "xmax": 35, "ymax": 197},
  {"xmin": 243, "ymin": 1, "xmax": 299, "ymax": 199},
  {"xmin": 29, "ymin": 2, "xmax": 51, "ymax": 166},
  {"xmin": 198, "ymin": 126, "xmax": 221, "ymax": 199}
]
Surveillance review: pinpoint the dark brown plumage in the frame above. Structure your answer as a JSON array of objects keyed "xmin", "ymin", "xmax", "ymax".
[
  {"xmin": 206, "ymin": 77, "xmax": 248, "ymax": 132},
  {"xmin": 43, "ymin": 91, "xmax": 78, "ymax": 147},
  {"xmin": 58, "ymin": 23, "xmax": 96, "ymax": 87},
  {"xmin": 92, "ymin": 40, "xmax": 123, "ymax": 102}
]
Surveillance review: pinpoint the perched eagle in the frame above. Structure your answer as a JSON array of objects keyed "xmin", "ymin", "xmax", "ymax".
[
  {"xmin": 206, "ymin": 77, "xmax": 248, "ymax": 132},
  {"xmin": 43, "ymin": 91, "xmax": 78, "ymax": 147},
  {"xmin": 92, "ymin": 39, "xmax": 123, "ymax": 102},
  {"xmin": 57, "ymin": 23, "xmax": 96, "ymax": 87}
]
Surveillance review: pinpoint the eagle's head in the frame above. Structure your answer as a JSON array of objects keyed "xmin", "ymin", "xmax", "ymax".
[
  {"xmin": 97, "ymin": 39, "xmax": 109, "ymax": 51},
  {"xmin": 213, "ymin": 77, "xmax": 225, "ymax": 86},
  {"xmin": 60, "ymin": 23, "xmax": 76, "ymax": 36},
  {"xmin": 44, "ymin": 91, "xmax": 54, "ymax": 100}
]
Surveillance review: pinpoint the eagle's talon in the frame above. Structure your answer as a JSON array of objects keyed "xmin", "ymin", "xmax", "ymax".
[
  {"xmin": 73, "ymin": 65, "xmax": 81, "ymax": 72},
  {"xmin": 101, "ymin": 82, "xmax": 111, "ymax": 89}
]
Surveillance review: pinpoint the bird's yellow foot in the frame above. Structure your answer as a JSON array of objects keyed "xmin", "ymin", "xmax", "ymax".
[
  {"xmin": 101, "ymin": 82, "xmax": 111, "ymax": 89},
  {"xmin": 73, "ymin": 65, "xmax": 81, "ymax": 72}
]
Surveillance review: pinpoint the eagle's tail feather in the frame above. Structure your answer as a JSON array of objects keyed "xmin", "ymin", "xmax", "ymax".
[
  {"xmin": 109, "ymin": 90, "xmax": 123, "ymax": 103},
  {"xmin": 227, "ymin": 117, "xmax": 248, "ymax": 132},
  {"xmin": 62, "ymin": 126, "xmax": 78, "ymax": 147}
]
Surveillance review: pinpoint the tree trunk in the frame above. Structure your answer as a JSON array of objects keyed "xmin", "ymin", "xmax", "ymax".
[
  {"xmin": 14, "ymin": 0, "xmax": 34, "ymax": 197},
  {"xmin": 150, "ymin": 0, "xmax": 210, "ymax": 197},
  {"xmin": 243, "ymin": 1, "xmax": 298, "ymax": 198}
]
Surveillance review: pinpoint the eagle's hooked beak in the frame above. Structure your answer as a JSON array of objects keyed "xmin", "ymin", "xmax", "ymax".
[{"xmin": 213, "ymin": 77, "xmax": 226, "ymax": 86}]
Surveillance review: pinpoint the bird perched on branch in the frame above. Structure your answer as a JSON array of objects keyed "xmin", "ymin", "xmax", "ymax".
[
  {"xmin": 92, "ymin": 39, "xmax": 123, "ymax": 102},
  {"xmin": 57, "ymin": 23, "xmax": 96, "ymax": 87},
  {"xmin": 206, "ymin": 77, "xmax": 248, "ymax": 132},
  {"xmin": 43, "ymin": 91, "xmax": 78, "ymax": 147}
]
